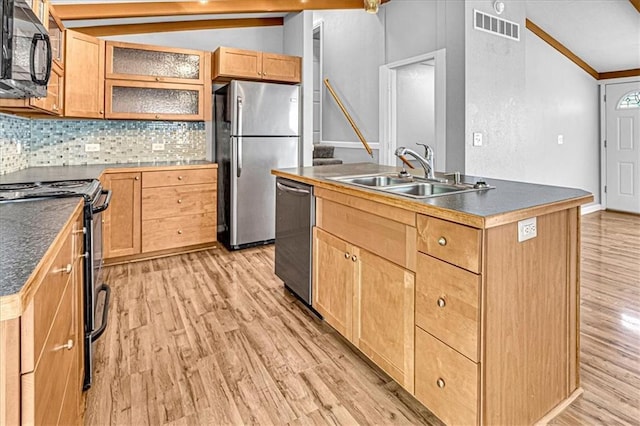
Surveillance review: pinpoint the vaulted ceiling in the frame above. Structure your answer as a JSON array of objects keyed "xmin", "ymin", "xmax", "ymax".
[{"xmin": 50, "ymin": 0, "xmax": 640, "ymax": 76}]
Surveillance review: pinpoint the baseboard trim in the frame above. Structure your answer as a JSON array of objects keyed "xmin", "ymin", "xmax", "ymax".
[
  {"xmin": 581, "ymin": 203, "xmax": 603, "ymax": 215},
  {"xmin": 534, "ymin": 387, "xmax": 584, "ymax": 426}
]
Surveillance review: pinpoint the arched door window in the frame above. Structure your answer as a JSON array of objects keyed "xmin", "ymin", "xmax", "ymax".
[{"xmin": 617, "ymin": 90, "xmax": 640, "ymax": 109}]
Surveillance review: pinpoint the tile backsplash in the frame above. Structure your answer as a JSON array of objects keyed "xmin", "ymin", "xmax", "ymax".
[{"xmin": 0, "ymin": 113, "xmax": 206, "ymax": 175}]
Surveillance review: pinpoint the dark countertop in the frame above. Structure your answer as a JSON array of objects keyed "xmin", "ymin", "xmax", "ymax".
[
  {"xmin": 273, "ymin": 163, "xmax": 593, "ymax": 228},
  {"xmin": 0, "ymin": 197, "xmax": 82, "ymax": 298},
  {"xmin": 0, "ymin": 160, "xmax": 215, "ymax": 184}
]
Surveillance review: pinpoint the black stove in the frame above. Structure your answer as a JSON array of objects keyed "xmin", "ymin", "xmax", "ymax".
[{"xmin": 0, "ymin": 179, "xmax": 102, "ymax": 202}]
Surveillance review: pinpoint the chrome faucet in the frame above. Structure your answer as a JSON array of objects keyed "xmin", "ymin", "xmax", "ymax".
[{"xmin": 395, "ymin": 144, "xmax": 435, "ymax": 179}]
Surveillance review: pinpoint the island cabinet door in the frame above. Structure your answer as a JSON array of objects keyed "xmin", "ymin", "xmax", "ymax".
[
  {"xmin": 352, "ymin": 248, "xmax": 415, "ymax": 393},
  {"xmin": 102, "ymin": 172, "xmax": 142, "ymax": 259},
  {"xmin": 312, "ymin": 228, "xmax": 355, "ymax": 341}
]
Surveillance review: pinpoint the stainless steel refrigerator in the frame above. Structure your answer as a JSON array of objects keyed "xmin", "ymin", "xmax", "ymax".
[{"xmin": 214, "ymin": 80, "xmax": 300, "ymax": 250}]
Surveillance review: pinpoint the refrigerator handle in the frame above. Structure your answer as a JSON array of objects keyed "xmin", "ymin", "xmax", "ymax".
[{"xmin": 237, "ymin": 97, "xmax": 243, "ymax": 178}]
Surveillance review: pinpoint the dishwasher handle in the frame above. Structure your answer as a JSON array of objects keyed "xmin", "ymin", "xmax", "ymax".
[{"xmin": 277, "ymin": 181, "xmax": 311, "ymax": 196}]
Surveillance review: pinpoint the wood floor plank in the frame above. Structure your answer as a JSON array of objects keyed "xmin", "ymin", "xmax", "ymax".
[{"xmin": 84, "ymin": 211, "xmax": 640, "ymax": 425}]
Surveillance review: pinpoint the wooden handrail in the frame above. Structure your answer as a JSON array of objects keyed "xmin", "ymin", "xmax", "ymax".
[{"xmin": 323, "ymin": 78, "xmax": 373, "ymax": 158}]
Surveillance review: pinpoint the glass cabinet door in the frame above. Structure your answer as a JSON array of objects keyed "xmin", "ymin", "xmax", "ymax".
[
  {"xmin": 48, "ymin": 14, "xmax": 64, "ymax": 65},
  {"xmin": 106, "ymin": 42, "xmax": 205, "ymax": 84},
  {"xmin": 105, "ymin": 81, "xmax": 204, "ymax": 121}
]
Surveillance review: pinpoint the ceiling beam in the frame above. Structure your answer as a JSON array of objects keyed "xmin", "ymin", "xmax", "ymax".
[
  {"xmin": 71, "ymin": 17, "xmax": 284, "ymax": 37},
  {"xmin": 55, "ymin": 0, "xmax": 369, "ymax": 21},
  {"xmin": 630, "ymin": 0, "xmax": 640, "ymax": 14},
  {"xmin": 599, "ymin": 68, "xmax": 640, "ymax": 80},
  {"xmin": 525, "ymin": 19, "xmax": 599, "ymax": 80}
]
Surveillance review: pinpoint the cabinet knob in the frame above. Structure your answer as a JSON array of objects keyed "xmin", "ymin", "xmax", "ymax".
[
  {"xmin": 436, "ymin": 378, "xmax": 446, "ymax": 389},
  {"xmin": 351, "ymin": 255, "xmax": 357, "ymax": 262},
  {"xmin": 155, "ymin": 77, "xmax": 160, "ymax": 81},
  {"xmin": 437, "ymin": 297, "xmax": 446, "ymax": 308},
  {"xmin": 344, "ymin": 252, "xmax": 350, "ymax": 259},
  {"xmin": 53, "ymin": 104, "xmax": 58, "ymax": 111},
  {"xmin": 155, "ymin": 115, "xmax": 160, "ymax": 119},
  {"xmin": 55, "ymin": 263, "xmax": 72, "ymax": 274},
  {"xmin": 99, "ymin": 110, "xmax": 104, "ymax": 115},
  {"xmin": 135, "ymin": 176, "xmax": 140, "ymax": 180},
  {"xmin": 438, "ymin": 237, "xmax": 447, "ymax": 246},
  {"xmin": 58, "ymin": 339, "xmax": 73, "ymax": 351},
  {"xmin": 177, "ymin": 199, "xmax": 183, "ymax": 204},
  {"xmin": 178, "ymin": 176, "xmax": 183, "ymax": 180},
  {"xmin": 177, "ymin": 230, "xmax": 183, "ymax": 235}
]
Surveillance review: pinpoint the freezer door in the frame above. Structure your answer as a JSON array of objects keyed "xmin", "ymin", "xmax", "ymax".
[
  {"xmin": 230, "ymin": 80, "xmax": 300, "ymax": 137},
  {"xmin": 231, "ymin": 136, "xmax": 299, "ymax": 247}
]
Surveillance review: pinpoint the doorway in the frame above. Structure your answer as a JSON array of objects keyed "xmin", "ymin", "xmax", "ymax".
[
  {"xmin": 603, "ymin": 81, "xmax": 640, "ymax": 214},
  {"xmin": 379, "ymin": 50, "xmax": 446, "ymax": 169}
]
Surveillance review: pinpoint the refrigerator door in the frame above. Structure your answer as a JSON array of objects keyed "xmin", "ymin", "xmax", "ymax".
[
  {"xmin": 230, "ymin": 136, "xmax": 299, "ymax": 248},
  {"xmin": 230, "ymin": 80, "xmax": 300, "ymax": 137}
]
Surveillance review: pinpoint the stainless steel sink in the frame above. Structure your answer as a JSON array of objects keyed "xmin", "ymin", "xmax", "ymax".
[{"xmin": 327, "ymin": 173, "xmax": 494, "ymax": 199}]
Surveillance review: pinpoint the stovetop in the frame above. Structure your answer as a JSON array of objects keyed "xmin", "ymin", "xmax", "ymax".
[{"xmin": 0, "ymin": 179, "xmax": 102, "ymax": 202}]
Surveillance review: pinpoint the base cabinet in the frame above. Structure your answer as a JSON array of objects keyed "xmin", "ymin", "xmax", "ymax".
[{"xmin": 102, "ymin": 172, "xmax": 142, "ymax": 258}]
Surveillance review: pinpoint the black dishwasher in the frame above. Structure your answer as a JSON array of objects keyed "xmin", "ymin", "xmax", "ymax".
[{"xmin": 275, "ymin": 177, "xmax": 315, "ymax": 305}]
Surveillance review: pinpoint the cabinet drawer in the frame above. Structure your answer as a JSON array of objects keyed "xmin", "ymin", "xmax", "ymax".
[
  {"xmin": 22, "ymin": 279, "xmax": 76, "ymax": 426},
  {"xmin": 21, "ymin": 233, "xmax": 74, "ymax": 373},
  {"xmin": 415, "ymin": 327, "xmax": 479, "ymax": 426},
  {"xmin": 142, "ymin": 168, "xmax": 216, "ymax": 188},
  {"xmin": 317, "ymin": 199, "xmax": 416, "ymax": 271},
  {"xmin": 416, "ymin": 253, "xmax": 481, "ymax": 361},
  {"xmin": 417, "ymin": 215, "xmax": 482, "ymax": 273},
  {"xmin": 142, "ymin": 213, "xmax": 216, "ymax": 252},
  {"xmin": 142, "ymin": 183, "xmax": 216, "ymax": 220}
]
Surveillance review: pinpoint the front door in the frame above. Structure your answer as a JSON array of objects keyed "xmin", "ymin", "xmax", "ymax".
[{"xmin": 605, "ymin": 81, "xmax": 640, "ymax": 213}]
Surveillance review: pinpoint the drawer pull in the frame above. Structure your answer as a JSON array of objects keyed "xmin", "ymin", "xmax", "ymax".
[
  {"xmin": 178, "ymin": 176, "xmax": 183, "ymax": 181},
  {"xmin": 55, "ymin": 263, "xmax": 72, "ymax": 274},
  {"xmin": 437, "ymin": 297, "xmax": 446, "ymax": 308},
  {"xmin": 177, "ymin": 230, "xmax": 183, "ymax": 235},
  {"xmin": 135, "ymin": 176, "xmax": 140, "ymax": 180},
  {"xmin": 344, "ymin": 252, "xmax": 350, "ymax": 259},
  {"xmin": 351, "ymin": 255, "xmax": 357, "ymax": 262},
  {"xmin": 438, "ymin": 237, "xmax": 447, "ymax": 246},
  {"xmin": 177, "ymin": 199, "xmax": 183, "ymax": 204},
  {"xmin": 436, "ymin": 378, "xmax": 446, "ymax": 389},
  {"xmin": 57, "ymin": 339, "xmax": 74, "ymax": 351}
]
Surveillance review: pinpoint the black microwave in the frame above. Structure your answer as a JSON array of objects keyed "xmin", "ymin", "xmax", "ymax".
[{"xmin": 0, "ymin": 0, "xmax": 51, "ymax": 98}]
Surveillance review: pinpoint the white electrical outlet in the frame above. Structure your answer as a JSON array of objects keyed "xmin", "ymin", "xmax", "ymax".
[
  {"xmin": 518, "ymin": 217, "xmax": 537, "ymax": 242},
  {"xmin": 557, "ymin": 134, "xmax": 564, "ymax": 145},
  {"xmin": 85, "ymin": 143, "xmax": 100, "ymax": 152},
  {"xmin": 16, "ymin": 142, "xmax": 21, "ymax": 154},
  {"xmin": 152, "ymin": 142, "xmax": 165, "ymax": 151},
  {"xmin": 473, "ymin": 132, "xmax": 483, "ymax": 147}
]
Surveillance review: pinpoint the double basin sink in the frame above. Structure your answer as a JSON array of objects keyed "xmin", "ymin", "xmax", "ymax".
[{"xmin": 328, "ymin": 173, "xmax": 493, "ymax": 199}]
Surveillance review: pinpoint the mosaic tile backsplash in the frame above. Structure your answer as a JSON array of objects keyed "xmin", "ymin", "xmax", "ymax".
[{"xmin": 0, "ymin": 113, "xmax": 206, "ymax": 175}]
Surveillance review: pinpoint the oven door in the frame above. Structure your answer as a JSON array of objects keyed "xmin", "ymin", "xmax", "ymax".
[{"xmin": 83, "ymin": 188, "xmax": 111, "ymax": 390}]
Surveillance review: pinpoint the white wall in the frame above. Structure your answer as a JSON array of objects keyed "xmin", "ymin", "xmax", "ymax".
[{"xmin": 103, "ymin": 26, "xmax": 284, "ymax": 53}]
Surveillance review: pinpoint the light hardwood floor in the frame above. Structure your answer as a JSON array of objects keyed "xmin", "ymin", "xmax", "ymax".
[{"xmin": 85, "ymin": 210, "xmax": 640, "ymax": 425}]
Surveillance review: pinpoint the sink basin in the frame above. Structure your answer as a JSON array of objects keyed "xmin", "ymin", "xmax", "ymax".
[
  {"xmin": 327, "ymin": 172, "xmax": 494, "ymax": 199},
  {"xmin": 382, "ymin": 182, "xmax": 461, "ymax": 198},
  {"xmin": 333, "ymin": 175, "xmax": 413, "ymax": 187}
]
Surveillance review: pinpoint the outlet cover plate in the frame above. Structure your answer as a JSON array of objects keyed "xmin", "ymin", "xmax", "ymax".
[
  {"xmin": 473, "ymin": 132, "xmax": 483, "ymax": 146},
  {"xmin": 152, "ymin": 142, "xmax": 165, "ymax": 151},
  {"xmin": 85, "ymin": 143, "xmax": 100, "ymax": 152},
  {"xmin": 518, "ymin": 217, "xmax": 537, "ymax": 242}
]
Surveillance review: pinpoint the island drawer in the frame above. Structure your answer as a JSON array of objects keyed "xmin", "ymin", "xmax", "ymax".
[
  {"xmin": 415, "ymin": 327, "xmax": 479, "ymax": 426},
  {"xmin": 316, "ymin": 198, "xmax": 416, "ymax": 271},
  {"xmin": 142, "ymin": 168, "xmax": 216, "ymax": 188},
  {"xmin": 21, "ymin": 278, "xmax": 76, "ymax": 426},
  {"xmin": 142, "ymin": 212, "xmax": 216, "ymax": 252},
  {"xmin": 416, "ymin": 253, "xmax": 481, "ymax": 362},
  {"xmin": 416, "ymin": 215, "xmax": 482, "ymax": 273},
  {"xmin": 142, "ymin": 183, "xmax": 216, "ymax": 220},
  {"xmin": 21, "ymin": 232, "xmax": 74, "ymax": 373}
]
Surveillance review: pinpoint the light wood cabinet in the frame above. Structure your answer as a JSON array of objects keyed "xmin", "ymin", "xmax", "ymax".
[
  {"xmin": 212, "ymin": 46, "xmax": 301, "ymax": 84},
  {"xmin": 313, "ymin": 223, "xmax": 415, "ymax": 391},
  {"xmin": 102, "ymin": 172, "xmax": 142, "ymax": 258},
  {"xmin": 0, "ymin": 203, "xmax": 84, "ymax": 426},
  {"xmin": 103, "ymin": 165, "xmax": 217, "ymax": 263},
  {"xmin": 64, "ymin": 30, "xmax": 105, "ymax": 118},
  {"xmin": 0, "ymin": 63, "xmax": 63, "ymax": 116}
]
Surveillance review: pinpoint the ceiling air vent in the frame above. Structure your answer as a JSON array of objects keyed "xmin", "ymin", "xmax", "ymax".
[{"xmin": 474, "ymin": 9, "xmax": 520, "ymax": 41}]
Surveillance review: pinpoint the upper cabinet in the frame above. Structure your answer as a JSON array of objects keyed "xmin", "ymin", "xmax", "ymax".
[
  {"xmin": 64, "ymin": 30, "xmax": 105, "ymax": 119},
  {"xmin": 106, "ymin": 41, "xmax": 206, "ymax": 85},
  {"xmin": 212, "ymin": 47, "xmax": 301, "ymax": 84},
  {"xmin": 48, "ymin": 6, "xmax": 65, "ymax": 67}
]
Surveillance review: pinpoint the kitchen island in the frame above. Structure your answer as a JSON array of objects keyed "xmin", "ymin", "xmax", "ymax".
[{"xmin": 272, "ymin": 163, "xmax": 593, "ymax": 426}]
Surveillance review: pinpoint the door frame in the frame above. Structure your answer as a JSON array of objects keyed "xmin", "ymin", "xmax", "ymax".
[
  {"xmin": 379, "ymin": 49, "xmax": 446, "ymax": 167},
  {"xmin": 599, "ymin": 76, "xmax": 640, "ymax": 210}
]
